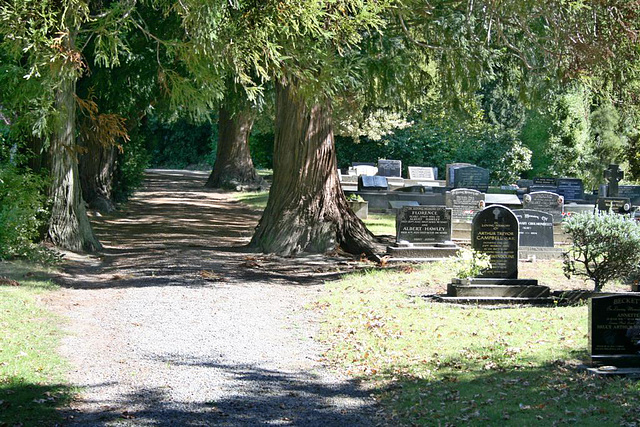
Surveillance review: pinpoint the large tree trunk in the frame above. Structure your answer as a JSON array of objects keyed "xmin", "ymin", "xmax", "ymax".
[
  {"xmin": 205, "ymin": 106, "xmax": 266, "ymax": 191},
  {"xmin": 250, "ymin": 80, "xmax": 378, "ymax": 258},
  {"xmin": 79, "ymin": 139, "xmax": 117, "ymax": 213},
  {"xmin": 47, "ymin": 66, "xmax": 101, "ymax": 252}
]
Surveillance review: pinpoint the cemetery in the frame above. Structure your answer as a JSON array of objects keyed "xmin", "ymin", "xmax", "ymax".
[{"xmin": 3, "ymin": 2, "xmax": 640, "ymax": 426}]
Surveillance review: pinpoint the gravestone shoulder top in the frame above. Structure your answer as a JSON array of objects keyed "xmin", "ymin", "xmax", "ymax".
[
  {"xmin": 522, "ymin": 191, "xmax": 563, "ymax": 223},
  {"xmin": 472, "ymin": 205, "xmax": 519, "ymax": 279}
]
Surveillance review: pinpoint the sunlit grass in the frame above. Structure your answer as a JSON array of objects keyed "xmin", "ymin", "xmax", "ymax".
[
  {"xmin": 235, "ymin": 190, "xmax": 269, "ymax": 210},
  {"xmin": 319, "ymin": 264, "xmax": 640, "ymax": 425},
  {"xmin": 363, "ymin": 213, "xmax": 395, "ymax": 236},
  {"xmin": 0, "ymin": 261, "xmax": 74, "ymax": 426}
]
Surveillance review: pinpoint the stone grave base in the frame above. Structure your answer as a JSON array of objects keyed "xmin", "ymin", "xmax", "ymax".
[
  {"xmin": 582, "ymin": 366, "xmax": 640, "ymax": 378},
  {"xmin": 436, "ymin": 277, "xmax": 554, "ymax": 305},
  {"xmin": 589, "ymin": 354, "xmax": 640, "ymax": 369},
  {"xmin": 386, "ymin": 242, "xmax": 459, "ymax": 263},
  {"xmin": 519, "ymin": 246, "xmax": 566, "ymax": 261}
]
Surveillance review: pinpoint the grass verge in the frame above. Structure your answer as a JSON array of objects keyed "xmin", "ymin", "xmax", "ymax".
[
  {"xmin": 0, "ymin": 261, "xmax": 74, "ymax": 426},
  {"xmin": 318, "ymin": 262, "xmax": 640, "ymax": 426},
  {"xmin": 235, "ymin": 190, "xmax": 269, "ymax": 210}
]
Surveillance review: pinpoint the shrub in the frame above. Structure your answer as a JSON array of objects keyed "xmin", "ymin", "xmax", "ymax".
[
  {"xmin": 0, "ymin": 164, "xmax": 49, "ymax": 260},
  {"xmin": 113, "ymin": 132, "xmax": 151, "ymax": 203},
  {"xmin": 450, "ymin": 248, "xmax": 492, "ymax": 279},
  {"xmin": 562, "ymin": 212, "xmax": 640, "ymax": 291}
]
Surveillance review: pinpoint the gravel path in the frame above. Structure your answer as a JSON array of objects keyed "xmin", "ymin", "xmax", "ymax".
[{"xmin": 47, "ymin": 170, "xmax": 380, "ymax": 426}]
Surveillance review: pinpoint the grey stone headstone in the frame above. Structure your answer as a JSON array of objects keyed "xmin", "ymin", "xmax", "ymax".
[
  {"xmin": 358, "ymin": 175, "xmax": 388, "ymax": 191},
  {"xmin": 557, "ymin": 178, "xmax": 584, "ymax": 201},
  {"xmin": 408, "ymin": 166, "xmax": 436, "ymax": 181},
  {"xmin": 522, "ymin": 191, "xmax": 564, "ymax": 224},
  {"xmin": 354, "ymin": 165, "xmax": 378, "ymax": 176},
  {"xmin": 590, "ymin": 295, "xmax": 640, "ymax": 367},
  {"xmin": 377, "ymin": 159, "xmax": 402, "ymax": 177},
  {"xmin": 472, "ymin": 205, "xmax": 519, "ymax": 279},
  {"xmin": 597, "ymin": 197, "xmax": 632, "ymax": 214},
  {"xmin": 448, "ymin": 189, "xmax": 486, "ymax": 222},
  {"xmin": 453, "ymin": 166, "xmax": 490, "ymax": 192},
  {"xmin": 513, "ymin": 209, "xmax": 554, "ymax": 247},
  {"xmin": 396, "ymin": 206, "xmax": 452, "ymax": 244}
]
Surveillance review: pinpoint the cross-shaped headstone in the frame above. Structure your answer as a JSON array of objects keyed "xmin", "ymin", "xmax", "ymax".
[{"xmin": 605, "ymin": 164, "xmax": 624, "ymax": 197}]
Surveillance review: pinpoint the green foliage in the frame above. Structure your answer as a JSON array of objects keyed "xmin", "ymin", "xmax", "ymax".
[
  {"xmin": 112, "ymin": 131, "xmax": 151, "ymax": 203},
  {"xmin": 144, "ymin": 116, "xmax": 217, "ymax": 169},
  {"xmin": 562, "ymin": 212, "xmax": 640, "ymax": 291},
  {"xmin": 249, "ymin": 132, "xmax": 274, "ymax": 169},
  {"xmin": 450, "ymin": 248, "xmax": 492, "ymax": 279},
  {"xmin": 0, "ymin": 163, "xmax": 49, "ymax": 260}
]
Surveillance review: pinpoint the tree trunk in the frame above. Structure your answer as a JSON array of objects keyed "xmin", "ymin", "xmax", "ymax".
[
  {"xmin": 47, "ymin": 70, "xmax": 101, "ymax": 252},
  {"xmin": 205, "ymin": 106, "xmax": 266, "ymax": 191},
  {"xmin": 79, "ymin": 139, "xmax": 117, "ymax": 213},
  {"xmin": 250, "ymin": 80, "xmax": 378, "ymax": 258}
]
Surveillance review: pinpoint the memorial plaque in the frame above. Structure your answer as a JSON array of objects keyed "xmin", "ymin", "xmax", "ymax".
[
  {"xmin": 533, "ymin": 177, "xmax": 558, "ymax": 186},
  {"xmin": 396, "ymin": 206, "xmax": 452, "ymax": 244},
  {"xmin": 453, "ymin": 166, "xmax": 490, "ymax": 192},
  {"xmin": 472, "ymin": 205, "xmax": 519, "ymax": 279},
  {"xmin": 353, "ymin": 165, "xmax": 378, "ymax": 176},
  {"xmin": 590, "ymin": 295, "xmax": 640, "ymax": 367},
  {"xmin": 522, "ymin": 191, "xmax": 563, "ymax": 224},
  {"xmin": 408, "ymin": 166, "xmax": 436, "ymax": 181},
  {"xmin": 597, "ymin": 197, "xmax": 632, "ymax": 214},
  {"xmin": 377, "ymin": 159, "xmax": 402, "ymax": 177},
  {"xmin": 513, "ymin": 209, "xmax": 554, "ymax": 247},
  {"xmin": 448, "ymin": 189, "xmax": 486, "ymax": 222},
  {"xmin": 358, "ymin": 175, "xmax": 388, "ymax": 191},
  {"xmin": 618, "ymin": 186, "xmax": 640, "ymax": 205},
  {"xmin": 557, "ymin": 178, "xmax": 584, "ymax": 201},
  {"xmin": 446, "ymin": 163, "xmax": 473, "ymax": 187},
  {"xmin": 516, "ymin": 179, "xmax": 534, "ymax": 189}
]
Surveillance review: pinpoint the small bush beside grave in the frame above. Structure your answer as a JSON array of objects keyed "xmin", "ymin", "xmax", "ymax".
[{"xmin": 562, "ymin": 211, "xmax": 640, "ymax": 291}]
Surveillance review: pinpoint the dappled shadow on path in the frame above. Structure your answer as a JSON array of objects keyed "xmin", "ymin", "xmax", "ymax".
[
  {"xmin": 62, "ymin": 363, "xmax": 379, "ymax": 426},
  {"xmin": 57, "ymin": 169, "xmax": 366, "ymax": 289}
]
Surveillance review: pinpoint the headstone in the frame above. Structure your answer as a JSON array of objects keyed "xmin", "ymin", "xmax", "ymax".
[
  {"xmin": 453, "ymin": 166, "xmax": 490, "ymax": 192},
  {"xmin": 353, "ymin": 165, "xmax": 378, "ymax": 176},
  {"xmin": 352, "ymin": 162, "xmax": 375, "ymax": 167},
  {"xmin": 529, "ymin": 185, "xmax": 558, "ymax": 193},
  {"xmin": 533, "ymin": 177, "xmax": 558, "ymax": 186},
  {"xmin": 618, "ymin": 185, "xmax": 640, "ymax": 205},
  {"xmin": 513, "ymin": 209, "xmax": 554, "ymax": 247},
  {"xmin": 358, "ymin": 175, "xmax": 388, "ymax": 191},
  {"xmin": 377, "ymin": 159, "xmax": 402, "ymax": 177},
  {"xmin": 597, "ymin": 197, "xmax": 632, "ymax": 214},
  {"xmin": 605, "ymin": 164, "xmax": 624, "ymax": 197},
  {"xmin": 557, "ymin": 178, "xmax": 584, "ymax": 201},
  {"xmin": 396, "ymin": 206, "xmax": 452, "ymax": 244},
  {"xmin": 590, "ymin": 295, "xmax": 640, "ymax": 367},
  {"xmin": 522, "ymin": 191, "xmax": 563, "ymax": 223},
  {"xmin": 446, "ymin": 163, "xmax": 473, "ymax": 187},
  {"xmin": 472, "ymin": 205, "xmax": 519, "ymax": 279},
  {"xmin": 408, "ymin": 166, "xmax": 436, "ymax": 181},
  {"xmin": 448, "ymin": 189, "xmax": 486, "ymax": 222}
]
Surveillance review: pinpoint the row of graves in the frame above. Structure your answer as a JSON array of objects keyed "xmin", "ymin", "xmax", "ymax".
[{"xmin": 351, "ymin": 162, "xmax": 640, "ymax": 375}]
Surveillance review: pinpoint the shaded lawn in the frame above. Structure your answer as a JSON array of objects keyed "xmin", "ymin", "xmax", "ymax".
[
  {"xmin": 318, "ymin": 264, "xmax": 640, "ymax": 426},
  {"xmin": 0, "ymin": 261, "xmax": 74, "ymax": 426}
]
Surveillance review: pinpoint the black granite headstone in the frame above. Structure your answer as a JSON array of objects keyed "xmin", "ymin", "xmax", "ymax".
[
  {"xmin": 529, "ymin": 185, "xmax": 558, "ymax": 194},
  {"xmin": 522, "ymin": 191, "xmax": 563, "ymax": 224},
  {"xmin": 590, "ymin": 295, "xmax": 640, "ymax": 367},
  {"xmin": 446, "ymin": 163, "xmax": 473, "ymax": 187},
  {"xmin": 358, "ymin": 175, "xmax": 388, "ymax": 191},
  {"xmin": 453, "ymin": 166, "xmax": 490, "ymax": 192},
  {"xmin": 597, "ymin": 197, "xmax": 632, "ymax": 214},
  {"xmin": 533, "ymin": 177, "xmax": 558, "ymax": 186},
  {"xmin": 448, "ymin": 189, "xmax": 485, "ymax": 222},
  {"xmin": 513, "ymin": 209, "xmax": 554, "ymax": 247},
  {"xmin": 605, "ymin": 164, "xmax": 624, "ymax": 198},
  {"xmin": 618, "ymin": 186, "xmax": 640, "ymax": 205},
  {"xmin": 472, "ymin": 205, "xmax": 519, "ymax": 279},
  {"xmin": 517, "ymin": 179, "xmax": 534, "ymax": 189},
  {"xmin": 557, "ymin": 178, "xmax": 584, "ymax": 201},
  {"xmin": 396, "ymin": 206, "xmax": 452, "ymax": 244},
  {"xmin": 377, "ymin": 159, "xmax": 402, "ymax": 178}
]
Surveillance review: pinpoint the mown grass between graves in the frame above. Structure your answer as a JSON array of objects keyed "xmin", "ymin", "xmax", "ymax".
[
  {"xmin": 318, "ymin": 264, "xmax": 640, "ymax": 426},
  {"xmin": 0, "ymin": 261, "xmax": 74, "ymax": 426}
]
